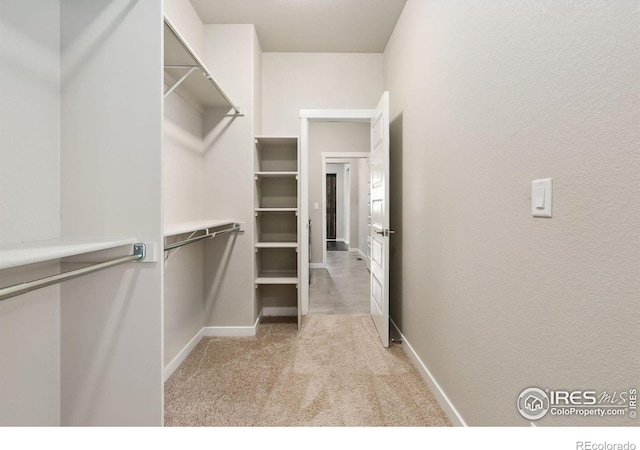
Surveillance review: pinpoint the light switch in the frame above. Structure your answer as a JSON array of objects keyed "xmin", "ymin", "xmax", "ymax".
[
  {"xmin": 314, "ymin": 202, "xmax": 320, "ymax": 210},
  {"xmin": 535, "ymin": 187, "xmax": 545, "ymax": 209},
  {"xmin": 532, "ymin": 179, "xmax": 552, "ymax": 218}
]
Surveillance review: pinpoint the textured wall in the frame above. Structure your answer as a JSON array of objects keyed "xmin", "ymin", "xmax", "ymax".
[
  {"xmin": 261, "ymin": 52, "xmax": 383, "ymax": 136},
  {"xmin": 385, "ymin": 0, "xmax": 640, "ymax": 426}
]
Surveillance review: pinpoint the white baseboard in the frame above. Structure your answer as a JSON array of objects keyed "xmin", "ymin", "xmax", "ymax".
[
  {"xmin": 309, "ymin": 263, "xmax": 326, "ymax": 269},
  {"xmin": 348, "ymin": 247, "xmax": 359, "ymax": 253},
  {"xmin": 163, "ymin": 328, "xmax": 204, "ymax": 382},
  {"xmin": 202, "ymin": 314, "xmax": 260, "ymax": 337},
  {"xmin": 163, "ymin": 315, "xmax": 261, "ymax": 382},
  {"xmin": 358, "ymin": 249, "xmax": 368, "ymax": 260},
  {"xmin": 263, "ymin": 306, "xmax": 297, "ymax": 317},
  {"xmin": 390, "ymin": 318, "xmax": 467, "ymax": 427}
]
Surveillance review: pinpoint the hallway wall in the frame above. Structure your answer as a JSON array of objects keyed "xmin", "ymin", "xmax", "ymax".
[{"xmin": 385, "ymin": 0, "xmax": 640, "ymax": 426}]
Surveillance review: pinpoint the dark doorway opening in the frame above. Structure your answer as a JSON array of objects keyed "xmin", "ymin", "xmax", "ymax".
[{"xmin": 326, "ymin": 173, "xmax": 337, "ymax": 240}]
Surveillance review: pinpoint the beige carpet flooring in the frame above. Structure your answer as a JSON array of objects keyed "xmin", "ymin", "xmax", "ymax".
[{"xmin": 164, "ymin": 314, "xmax": 451, "ymax": 427}]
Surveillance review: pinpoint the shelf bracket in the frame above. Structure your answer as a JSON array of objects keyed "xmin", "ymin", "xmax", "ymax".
[{"xmin": 164, "ymin": 66, "xmax": 199, "ymax": 99}]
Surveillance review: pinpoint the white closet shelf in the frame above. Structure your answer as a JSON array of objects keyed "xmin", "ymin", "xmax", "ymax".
[
  {"xmin": 255, "ymin": 271, "xmax": 298, "ymax": 285},
  {"xmin": 0, "ymin": 237, "xmax": 138, "ymax": 271},
  {"xmin": 254, "ymin": 172, "xmax": 298, "ymax": 177},
  {"xmin": 255, "ymin": 242, "xmax": 298, "ymax": 249},
  {"xmin": 164, "ymin": 219, "xmax": 236, "ymax": 237},
  {"xmin": 164, "ymin": 17, "xmax": 241, "ymax": 114},
  {"xmin": 254, "ymin": 136, "xmax": 299, "ymax": 147},
  {"xmin": 255, "ymin": 208, "xmax": 298, "ymax": 212}
]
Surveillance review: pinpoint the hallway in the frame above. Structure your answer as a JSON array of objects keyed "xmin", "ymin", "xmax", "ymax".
[{"xmin": 309, "ymin": 251, "xmax": 370, "ymax": 315}]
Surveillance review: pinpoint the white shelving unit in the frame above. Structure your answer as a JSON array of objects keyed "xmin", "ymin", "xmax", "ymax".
[
  {"xmin": 254, "ymin": 136, "xmax": 300, "ymax": 327},
  {"xmin": 164, "ymin": 17, "xmax": 241, "ymax": 114}
]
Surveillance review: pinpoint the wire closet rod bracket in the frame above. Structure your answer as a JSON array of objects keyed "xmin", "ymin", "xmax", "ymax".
[
  {"xmin": 164, "ymin": 222, "xmax": 241, "ymax": 252},
  {"xmin": 0, "ymin": 243, "xmax": 146, "ymax": 302},
  {"xmin": 163, "ymin": 65, "xmax": 244, "ymax": 117},
  {"xmin": 164, "ymin": 65, "xmax": 199, "ymax": 99}
]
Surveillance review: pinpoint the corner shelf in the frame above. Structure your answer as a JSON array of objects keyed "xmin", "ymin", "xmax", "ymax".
[
  {"xmin": 0, "ymin": 237, "xmax": 139, "ymax": 270},
  {"xmin": 163, "ymin": 17, "xmax": 241, "ymax": 114}
]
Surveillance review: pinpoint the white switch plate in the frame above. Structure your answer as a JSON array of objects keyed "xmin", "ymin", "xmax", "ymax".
[
  {"xmin": 314, "ymin": 202, "xmax": 320, "ymax": 210},
  {"xmin": 532, "ymin": 178, "xmax": 552, "ymax": 218}
]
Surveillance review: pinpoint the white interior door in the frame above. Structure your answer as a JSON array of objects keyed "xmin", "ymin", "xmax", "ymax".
[{"xmin": 369, "ymin": 92, "xmax": 390, "ymax": 347}]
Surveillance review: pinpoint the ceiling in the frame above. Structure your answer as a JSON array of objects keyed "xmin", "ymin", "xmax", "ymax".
[{"xmin": 189, "ymin": 0, "xmax": 407, "ymax": 53}]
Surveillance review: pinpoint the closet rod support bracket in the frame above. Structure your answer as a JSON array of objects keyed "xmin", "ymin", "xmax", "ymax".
[
  {"xmin": 133, "ymin": 243, "xmax": 146, "ymax": 261},
  {"xmin": 164, "ymin": 66, "xmax": 199, "ymax": 99}
]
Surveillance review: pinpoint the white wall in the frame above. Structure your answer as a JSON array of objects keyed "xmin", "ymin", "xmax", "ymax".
[
  {"xmin": 202, "ymin": 25, "xmax": 261, "ymax": 326},
  {"xmin": 162, "ymin": 4, "xmax": 207, "ymax": 370},
  {"xmin": 347, "ymin": 161, "xmax": 360, "ymax": 250},
  {"xmin": 0, "ymin": 1, "xmax": 60, "ymax": 247},
  {"xmin": 358, "ymin": 158, "xmax": 370, "ymax": 261},
  {"xmin": 163, "ymin": 93, "xmax": 205, "ymax": 224},
  {"xmin": 262, "ymin": 53, "xmax": 381, "ymax": 265},
  {"xmin": 162, "ymin": 90, "xmax": 207, "ymax": 368},
  {"xmin": 59, "ymin": 0, "xmax": 163, "ymax": 425},
  {"xmin": 164, "ymin": 0, "xmax": 204, "ymax": 58},
  {"xmin": 262, "ymin": 53, "xmax": 384, "ymax": 136},
  {"xmin": 2, "ymin": 0, "xmax": 164, "ymax": 426},
  {"xmin": 385, "ymin": 0, "xmax": 640, "ymax": 426},
  {"xmin": 0, "ymin": 0, "xmax": 61, "ymax": 426}
]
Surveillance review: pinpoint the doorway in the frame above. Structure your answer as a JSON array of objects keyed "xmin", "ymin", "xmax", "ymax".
[
  {"xmin": 326, "ymin": 173, "xmax": 337, "ymax": 241},
  {"xmin": 310, "ymin": 154, "xmax": 372, "ymax": 315},
  {"xmin": 321, "ymin": 155, "xmax": 369, "ymax": 263},
  {"xmin": 300, "ymin": 94, "xmax": 390, "ymax": 348},
  {"xmin": 300, "ymin": 113, "xmax": 375, "ymax": 316}
]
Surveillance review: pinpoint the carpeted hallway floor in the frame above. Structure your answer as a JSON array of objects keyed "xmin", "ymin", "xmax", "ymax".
[{"xmin": 164, "ymin": 314, "xmax": 451, "ymax": 426}]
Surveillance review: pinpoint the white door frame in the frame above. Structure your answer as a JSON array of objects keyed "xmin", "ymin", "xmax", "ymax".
[
  {"xmin": 322, "ymin": 154, "xmax": 370, "ymax": 267},
  {"xmin": 300, "ymin": 109, "xmax": 375, "ymax": 315}
]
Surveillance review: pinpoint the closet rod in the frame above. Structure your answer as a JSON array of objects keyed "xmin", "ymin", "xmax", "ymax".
[
  {"xmin": 0, "ymin": 243, "xmax": 146, "ymax": 302},
  {"xmin": 164, "ymin": 223, "xmax": 240, "ymax": 252}
]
